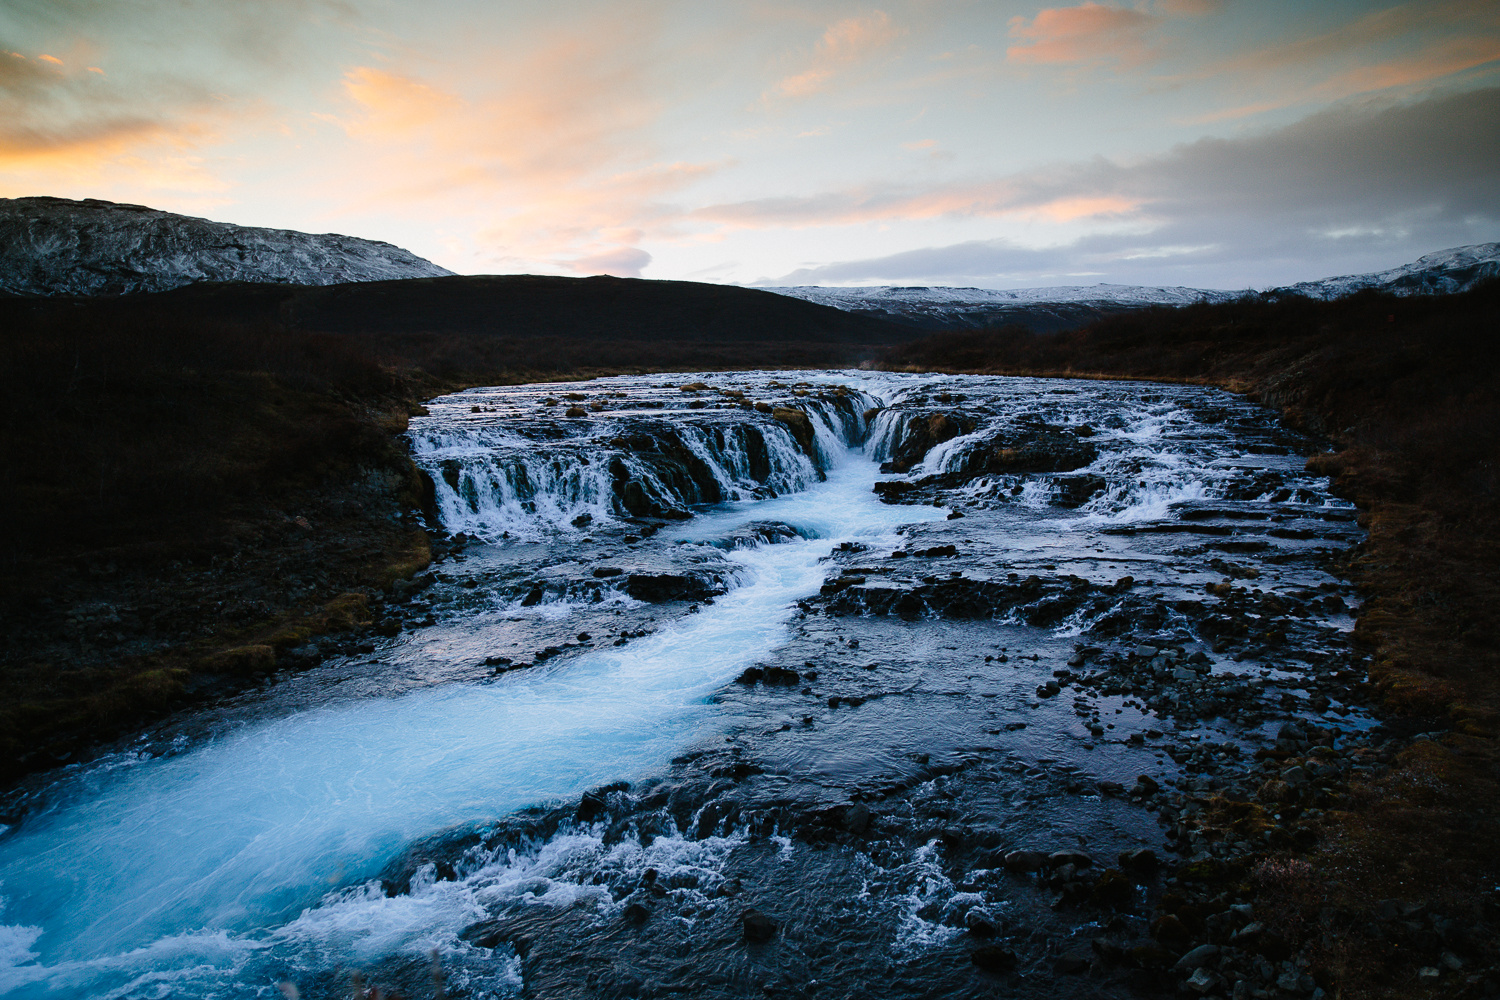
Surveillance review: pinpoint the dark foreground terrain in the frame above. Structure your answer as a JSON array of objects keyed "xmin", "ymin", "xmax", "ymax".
[
  {"xmin": 0, "ymin": 277, "xmax": 1496, "ymax": 999},
  {"xmin": 0, "ymin": 276, "xmax": 908, "ymax": 781}
]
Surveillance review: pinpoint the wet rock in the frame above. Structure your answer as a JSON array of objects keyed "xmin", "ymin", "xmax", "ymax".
[
  {"xmin": 1051, "ymin": 474, "xmax": 1108, "ymax": 508},
  {"xmin": 872, "ymin": 481, "xmax": 918, "ymax": 500},
  {"xmin": 622, "ymin": 902, "xmax": 650, "ymax": 925},
  {"xmin": 845, "ymin": 802, "xmax": 872, "ymax": 833},
  {"xmin": 883, "ymin": 411, "xmax": 976, "ymax": 472},
  {"xmin": 576, "ymin": 791, "xmax": 608, "ymax": 822},
  {"xmin": 1003, "ymin": 850, "xmax": 1047, "ymax": 873},
  {"xmin": 742, "ymin": 909, "xmax": 777, "ymax": 943},
  {"xmin": 1185, "ymin": 967, "xmax": 1220, "ymax": 994},
  {"xmin": 771, "ymin": 408, "xmax": 816, "ymax": 457},
  {"xmin": 592, "ymin": 567, "xmax": 623, "ymax": 578},
  {"xmin": 1151, "ymin": 913, "xmax": 1193, "ymax": 951},
  {"xmin": 964, "ymin": 907, "xmax": 999, "ymax": 935},
  {"xmin": 1092, "ymin": 869, "xmax": 1137, "ymax": 909},
  {"xmin": 973, "ymin": 424, "xmax": 1098, "ymax": 475},
  {"xmin": 970, "ymin": 944, "xmax": 1019, "ymax": 972},
  {"xmin": 624, "ymin": 573, "xmax": 719, "ymax": 602},
  {"xmin": 1130, "ymin": 940, "xmax": 1177, "ymax": 969},
  {"xmin": 1055, "ymin": 952, "xmax": 1092, "ymax": 975},
  {"xmin": 1174, "ymin": 944, "xmax": 1219, "ymax": 971},
  {"xmin": 1048, "ymin": 851, "xmax": 1093, "ymax": 870}
]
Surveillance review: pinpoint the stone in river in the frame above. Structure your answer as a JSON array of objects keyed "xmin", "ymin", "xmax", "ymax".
[
  {"xmin": 742, "ymin": 909, "xmax": 777, "ymax": 943},
  {"xmin": 1174, "ymin": 943, "xmax": 1220, "ymax": 971},
  {"xmin": 965, "ymin": 906, "xmax": 999, "ymax": 935},
  {"xmin": 971, "ymin": 944, "xmax": 1018, "ymax": 972}
]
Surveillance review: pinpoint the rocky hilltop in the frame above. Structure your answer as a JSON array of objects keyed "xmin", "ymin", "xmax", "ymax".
[
  {"xmin": 1269, "ymin": 242, "xmax": 1500, "ymax": 300},
  {"xmin": 0, "ymin": 196, "xmax": 454, "ymax": 296}
]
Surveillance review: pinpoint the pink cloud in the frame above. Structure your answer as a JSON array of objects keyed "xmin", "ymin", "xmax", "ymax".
[
  {"xmin": 1006, "ymin": 3, "xmax": 1158, "ymax": 66},
  {"xmin": 691, "ymin": 174, "xmax": 1143, "ymax": 231}
]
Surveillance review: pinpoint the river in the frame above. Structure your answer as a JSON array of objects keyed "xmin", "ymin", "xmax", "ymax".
[{"xmin": 0, "ymin": 371, "xmax": 1367, "ymax": 999}]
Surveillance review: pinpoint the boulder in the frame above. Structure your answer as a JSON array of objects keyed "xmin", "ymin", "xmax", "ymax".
[
  {"xmin": 742, "ymin": 909, "xmax": 777, "ymax": 943},
  {"xmin": 970, "ymin": 944, "xmax": 1018, "ymax": 972}
]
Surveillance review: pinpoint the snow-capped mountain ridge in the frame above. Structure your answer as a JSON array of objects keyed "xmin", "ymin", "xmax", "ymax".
[
  {"xmin": 764, "ymin": 243, "xmax": 1500, "ymax": 330},
  {"xmin": 0, "ymin": 196, "xmax": 453, "ymax": 297},
  {"xmin": 1270, "ymin": 243, "xmax": 1500, "ymax": 300},
  {"xmin": 762, "ymin": 281, "xmax": 1243, "ymax": 331}
]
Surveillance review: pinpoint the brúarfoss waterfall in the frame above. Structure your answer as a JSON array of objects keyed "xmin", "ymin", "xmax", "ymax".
[{"xmin": 0, "ymin": 372, "xmax": 1372, "ymax": 999}]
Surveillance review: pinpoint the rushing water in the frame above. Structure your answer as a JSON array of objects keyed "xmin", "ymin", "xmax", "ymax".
[{"xmin": 0, "ymin": 372, "xmax": 1366, "ymax": 999}]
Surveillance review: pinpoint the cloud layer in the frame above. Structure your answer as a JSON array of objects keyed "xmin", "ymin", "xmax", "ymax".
[
  {"xmin": 1, "ymin": 1, "xmax": 1497, "ymax": 285},
  {"xmin": 764, "ymin": 87, "xmax": 1500, "ymax": 288}
]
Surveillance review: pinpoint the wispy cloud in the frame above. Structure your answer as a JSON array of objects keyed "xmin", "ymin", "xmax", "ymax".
[
  {"xmin": 320, "ymin": 23, "xmax": 723, "ymax": 274},
  {"xmin": 1009, "ymin": 0, "xmax": 1500, "ymax": 125},
  {"xmin": 0, "ymin": 48, "xmax": 207, "ymax": 164},
  {"xmin": 767, "ymin": 11, "xmax": 903, "ymax": 101}
]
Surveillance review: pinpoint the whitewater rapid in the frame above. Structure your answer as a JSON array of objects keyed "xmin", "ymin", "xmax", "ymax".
[{"xmin": 0, "ymin": 398, "xmax": 940, "ymax": 998}]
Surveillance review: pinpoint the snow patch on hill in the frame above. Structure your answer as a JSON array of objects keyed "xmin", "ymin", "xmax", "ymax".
[
  {"xmin": 1269, "ymin": 243, "xmax": 1500, "ymax": 300},
  {"xmin": 0, "ymin": 197, "xmax": 453, "ymax": 297}
]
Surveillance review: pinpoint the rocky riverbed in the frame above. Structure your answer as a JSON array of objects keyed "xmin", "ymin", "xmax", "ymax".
[{"xmin": 0, "ymin": 371, "xmax": 1489, "ymax": 1000}]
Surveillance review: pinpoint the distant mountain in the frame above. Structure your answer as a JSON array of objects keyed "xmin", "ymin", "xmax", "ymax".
[
  {"xmin": 1267, "ymin": 243, "xmax": 1500, "ymax": 301},
  {"xmin": 764, "ymin": 243, "xmax": 1500, "ymax": 331},
  {"xmin": 0, "ymin": 196, "xmax": 453, "ymax": 296},
  {"xmin": 762, "ymin": 282, "xmax": 1244, "ymax": 332}
]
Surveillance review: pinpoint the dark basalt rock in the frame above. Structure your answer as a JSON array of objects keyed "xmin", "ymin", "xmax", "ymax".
[
  {"xmin": 624, "ymin": 573, "xmax": 722, "ymax": 603},
  {"xmin": 971, "ymin": 944, "xmax": 1019, "ymax": 972},
  {"xmin": 881, "ymin": 411, "xmax": 978, "ymax": 473},
  {"xmin": 771, "ymin": 407, "xmax": 817, "ymax": 458},
  {"xmin": 970, "ymin": 422, "xmax": 1098, "ymax": 475},
  {"xmin": 742, "ymin": 909, "xmax": 777, "ymax": 943},
  {"xmin": 1051, "ymin": 473, "xmax": 1109, "ymax": 507}
]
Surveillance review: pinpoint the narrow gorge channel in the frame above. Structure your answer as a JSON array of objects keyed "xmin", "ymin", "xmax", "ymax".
[{"xmin": 0, "ymin": 373, "xmax": 1372, "ymax": 1000}]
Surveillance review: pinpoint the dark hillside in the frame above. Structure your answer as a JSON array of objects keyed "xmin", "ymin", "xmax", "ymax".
[
  {"xmin": 3, "ymin": 272, "xmax": 914, "ymax": 345},
  {"xmin": 284, "ymin": 274, "xmax": 915, "ymax": 343}
]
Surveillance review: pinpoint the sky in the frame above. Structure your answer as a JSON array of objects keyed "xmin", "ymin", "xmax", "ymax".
[{"xmin": 1, "ymin": 0, "xmax": 1498, "ymax": 290}]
